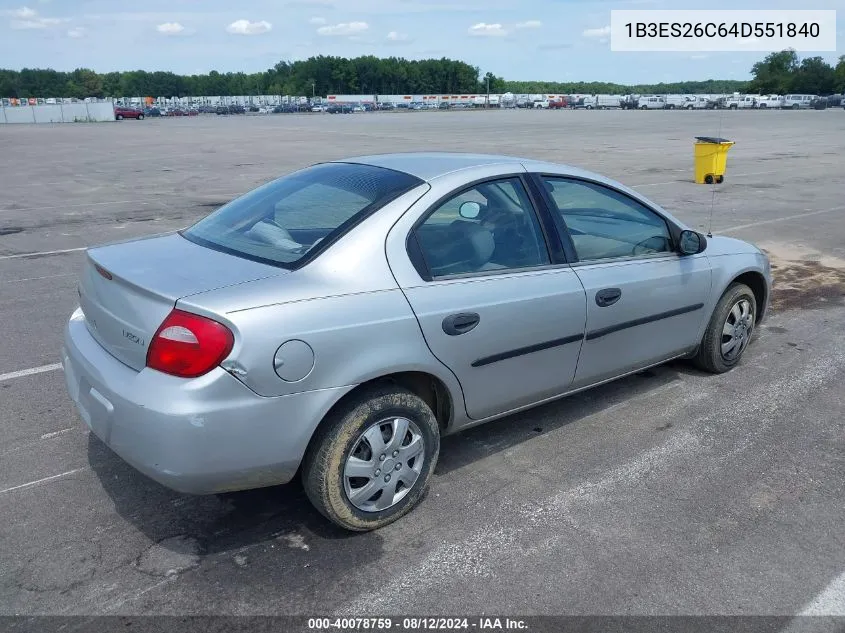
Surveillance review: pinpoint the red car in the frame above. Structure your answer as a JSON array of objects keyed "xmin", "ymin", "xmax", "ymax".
[
  {"xmin": 114, "ymin": 106, "xmax": 145, "ymax": 120},
  {"xmin": 548, "ymin": 98, "xmax": 569, "ymax": 109}
]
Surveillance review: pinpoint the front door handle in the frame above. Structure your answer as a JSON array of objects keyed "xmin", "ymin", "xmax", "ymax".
[
  {"xmin": 442, "ymin": 313, "xmax": 480, "ymax": 336},
  {"xmin": 595, "ymin": 288, "xmax": 622, "ymax": 307}
]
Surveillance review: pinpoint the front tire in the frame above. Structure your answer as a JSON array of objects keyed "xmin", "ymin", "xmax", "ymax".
[
  {"xmin": 694, "ymin": 283, "xmax": 757, "ymax": 373},
  {"xmin": 115, "ymin": 114, "xmax": 123, "ymax": 120},
  {"xmin": 302, "ymin": 385, "xmax": 440, "ymax": 531}
]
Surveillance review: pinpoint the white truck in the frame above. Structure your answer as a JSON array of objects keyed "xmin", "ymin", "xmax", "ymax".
[
  {"xmin": 639, "ymin": 96, "xmax": 666, "ymax": 109},
  {"xmin": 782, "ymin": 94, "xmax": 817, "ymax": 109},
  {"xmin": 684, "ymin": 96, "xmax": 710, "ymax": 109},
  {"xmin": 723, "ymin": 94, "xmax": 759, "ymax": 109},
  {"xmin": 593, "ymin": 94, "xmax": 623, "ymax": 109},
  {"xmin": 756, "ymin": 95, "xmax": 784, "ymax": 109},
  {"xmin": 663, "ymin": 95, "xmax": 687, "ymax": 109}
]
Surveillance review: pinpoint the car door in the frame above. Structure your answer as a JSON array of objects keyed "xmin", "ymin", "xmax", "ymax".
[
  {"xmin": 386, "ymin": 172, "xmax": 587, "ymax": 421},
  {"xmin": 535, "ymin": 175, "xmax": 712, "ymax": 387}
]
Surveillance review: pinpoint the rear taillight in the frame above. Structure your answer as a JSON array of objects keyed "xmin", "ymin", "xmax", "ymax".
[{"xmin": 146, "ymin": 309, "xmax": 234, "ymax": 378}]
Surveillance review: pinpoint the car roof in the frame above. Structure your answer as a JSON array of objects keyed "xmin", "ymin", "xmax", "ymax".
[{"xmin": 336, "ymin": 152, "xmax": 596, "ymax": 182}]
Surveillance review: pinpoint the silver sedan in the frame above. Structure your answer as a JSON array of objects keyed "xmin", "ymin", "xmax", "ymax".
[{"xmin": 62, "ymin": 153, "xmax": 772, "ymax": 531}]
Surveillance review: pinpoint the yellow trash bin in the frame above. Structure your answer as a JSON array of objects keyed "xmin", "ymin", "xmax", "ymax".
[{"xmin": 694, "ymin": 136, "xmax": 734, "ymax": 184}]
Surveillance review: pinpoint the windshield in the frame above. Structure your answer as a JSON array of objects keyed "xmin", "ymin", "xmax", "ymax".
[{"xmin": 182, "ymin": 162, "xmax": 422, "ymax": 268}]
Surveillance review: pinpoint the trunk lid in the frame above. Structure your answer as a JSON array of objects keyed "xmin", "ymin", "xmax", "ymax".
[{"xmin": 78, "ymin": 232, "xmax": 286, "ymax": 370}]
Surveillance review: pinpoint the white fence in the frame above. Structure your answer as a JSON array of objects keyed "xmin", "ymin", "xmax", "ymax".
[{"xmin": 0, "ymin": 102, "xmax": 115, "ymax": 124}]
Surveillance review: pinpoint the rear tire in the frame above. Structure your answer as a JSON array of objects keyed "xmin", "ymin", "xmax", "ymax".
[
  {"xmin": 694, "ymin": 283, "xmax": 757, "ymax": 373},
  {"xmin": 302, "ymin": 386, "xmax": 440, "ymax": 532},
  {"xmin": 138, "ymin": 114, "xmax": 144, "ymax": 120}
]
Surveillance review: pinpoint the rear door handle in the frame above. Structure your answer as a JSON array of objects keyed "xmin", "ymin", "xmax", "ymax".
[
  {"xmin": 595, "ymin": 288, "xmax": 622, "ymax": 307},
  {"xmin": 442, "ymin": 313, "xmax": 480, "ymax": 336}
]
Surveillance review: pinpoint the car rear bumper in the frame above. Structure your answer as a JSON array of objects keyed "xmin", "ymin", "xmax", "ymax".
[{"xmin": 62, "ymin": 308, "xmax": 348, "ymax": 494}]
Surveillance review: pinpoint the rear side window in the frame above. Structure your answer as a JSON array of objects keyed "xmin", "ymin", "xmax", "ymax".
[
  {"xmin": 183, "ymin": 162, "xmax": 422, "ymax": 268},
  {"xmin": 412, "ymin": 177, "xmax": 550, "ymax": 278}
]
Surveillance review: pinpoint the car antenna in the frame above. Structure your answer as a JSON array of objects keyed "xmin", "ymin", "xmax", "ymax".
[{"xmin": 705, "ymin": 106, "xmax": 725, "ymax": 238}]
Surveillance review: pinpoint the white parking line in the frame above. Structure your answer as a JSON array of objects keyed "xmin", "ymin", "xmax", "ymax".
[
  {"xmin": 0, "ymin": 247, "xmax": 86, "ymax": 260},
  {"xmin": 0, "ymin": 363, "xmax": 63, "ymax": 382},
  {"xmin": 1, "ymin": 273, "xmax": 76, "ymax": 284},
  {"xmin": 800, "ymin": 571, "xmax": 845, "ymax": 615},
  {"xmin": 719, "ymin": 205, "xmax": 845, "ymax": 233},
  {"xmin": 0, "ymin": 200, "xmax": 147, "ymax": 213},
  {"xmin": 0, "ymin": 468, "xmax": 86, "ymax": 495},
  {"xmin": 41, "ymin": 428, "xmax": 74, "ymax": 440}
]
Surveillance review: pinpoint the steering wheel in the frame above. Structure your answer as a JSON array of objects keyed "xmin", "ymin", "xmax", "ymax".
[{"xmin": 631, "ymin": 235, "xmax": 669, "ymax": 256}]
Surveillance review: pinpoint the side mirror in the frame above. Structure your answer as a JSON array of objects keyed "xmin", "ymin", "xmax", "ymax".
[
  {"xmin": 459, "ymin": 201, "xmax": 482, "ymax": 219},
  {"xmin": 678, "ymin": 229, "xmax": 706, "ymax": 255}
]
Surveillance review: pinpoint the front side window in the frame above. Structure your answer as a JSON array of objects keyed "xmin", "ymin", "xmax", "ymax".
[
  {"xmin": 413, "ymin": 178, "xmax": 550, "ymax": 278},
  {"xmin": 183, "ymin": 162, "xmax": 422, "ymax": 268},
  {"xmin": 542, "ymin": 178, "xmax": 673, "ymax": 262}
]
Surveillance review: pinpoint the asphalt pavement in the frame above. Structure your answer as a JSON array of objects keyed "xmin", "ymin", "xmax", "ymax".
[{"xmin": 1, "ymin": 109, "xmax": 844, "ymax": 620}]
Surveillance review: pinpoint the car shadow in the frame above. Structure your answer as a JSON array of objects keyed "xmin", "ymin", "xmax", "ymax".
[
  {"xmin": 87, "ymin": 359, "xmax": 695, "ymax": 556},
  {"xmin": 86, "ymin": 433, "xmax": 366, "ymax": 557},
  {"xmin": 435, "ymin": 360, "xmax": 695, "ymax": 475}
]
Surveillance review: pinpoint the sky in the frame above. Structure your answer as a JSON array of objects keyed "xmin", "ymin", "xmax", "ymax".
[{"xmin": 0, "ymin": 0, "xmax": 842, "ymax": 84}]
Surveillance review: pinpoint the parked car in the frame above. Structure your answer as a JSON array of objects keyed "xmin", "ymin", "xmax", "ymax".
[
  {"xmin": 810, "ymin": 96, "xmax": 828, "ymax": 110},
  {"xmin": 756, "ymin": 95, "xmax": 784, "ymax": 109},
  {"xmin": 548, "ymin": 98, "xmax": 569, "ymax": 109},
  {"xmin": 783, "ymin": 94, "xmax": 817, "ymax": 109},
  {"xmin": 62, "ymin": 152, "xmax": 771, "ymax": 532},
  {"xmin": 114, "ymin": 106, "xmax": 144, "ymax": 120},
  {"xmin": 142, "ymin": 107, "xmax": 161, "ymax": 117},
  {"xmin": 723, "ymin": 95, "xmax": 758, "ymax": 109},
  {"xmin": 639, "ymin": 96, "xmax": 666, "ymax": 109},
  {"xmin": 825, "ymin": 94, "xmax": 843, "ymax": 108},
  {"xmin": 684, "ymin": 96, "xmax": 709, "ymax": 110}
]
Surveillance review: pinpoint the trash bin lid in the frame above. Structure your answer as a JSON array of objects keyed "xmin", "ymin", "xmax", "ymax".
[{"xmin": 695, "ymin": 136, "xmax": 732, "ymax": 144}]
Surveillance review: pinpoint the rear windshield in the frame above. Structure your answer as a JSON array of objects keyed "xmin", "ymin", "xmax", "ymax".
[{"xmin": 182, "ymin": 162, "xmax": 422, "ymax": 268}]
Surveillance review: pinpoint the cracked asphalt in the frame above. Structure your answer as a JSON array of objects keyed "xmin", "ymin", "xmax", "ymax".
[{"xmin": 1, "ymin": 109, "xmax": 844, "ymax": 620}]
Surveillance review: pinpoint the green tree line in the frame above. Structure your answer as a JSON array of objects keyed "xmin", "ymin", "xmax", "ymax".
[
  {"xmin": 1, "ymin": 52, "xmax": 843, "ymax": 98},
  {"xmin": 748, "ymin": 50, "xmax": 845, "ymax": 95}
]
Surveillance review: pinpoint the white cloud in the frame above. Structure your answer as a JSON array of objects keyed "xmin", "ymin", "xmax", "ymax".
[
  {"xmin": 308, "ymin": 17, "xmax": 326, "ymax": 25},
  {"xmin": 7, "ymin": 6, "xmax": 66, "ymax": 29},
  {"xmin": 468, "ymin": 22, "xmax": 507, "ymax": 37},
  {"xmin": 515, "ymin": 20, "xmax": 542, "ymax": 29},
  {"xmin": 12, "ymin": 6, "xmax": 37, "ymax": 18},
  {"xmin": 583, "ymin": 25, "xmax": 610, "ymax": 38},
  {"xmin": 67, "ymin": 26, "xmax": 85, "ymax": 38},
  {"xmin": 156, "ymin": 22, "xmax": 185, "ymax": 35},
  {"xmin": 317, "ymin": 21, "xmax": 368, "ymax": 36},
  {"xmin": 386, "ymin": 30, "xmax": 409, "ymax": 41},
  {"xmin": 226, "ymin": 19, "xmax": 272, "ymax": 35}
]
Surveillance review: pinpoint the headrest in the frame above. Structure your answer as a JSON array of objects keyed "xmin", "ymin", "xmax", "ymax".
[{"xmin": 451, "ymin": 220, "xmax": 495, "ymax": 268}]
